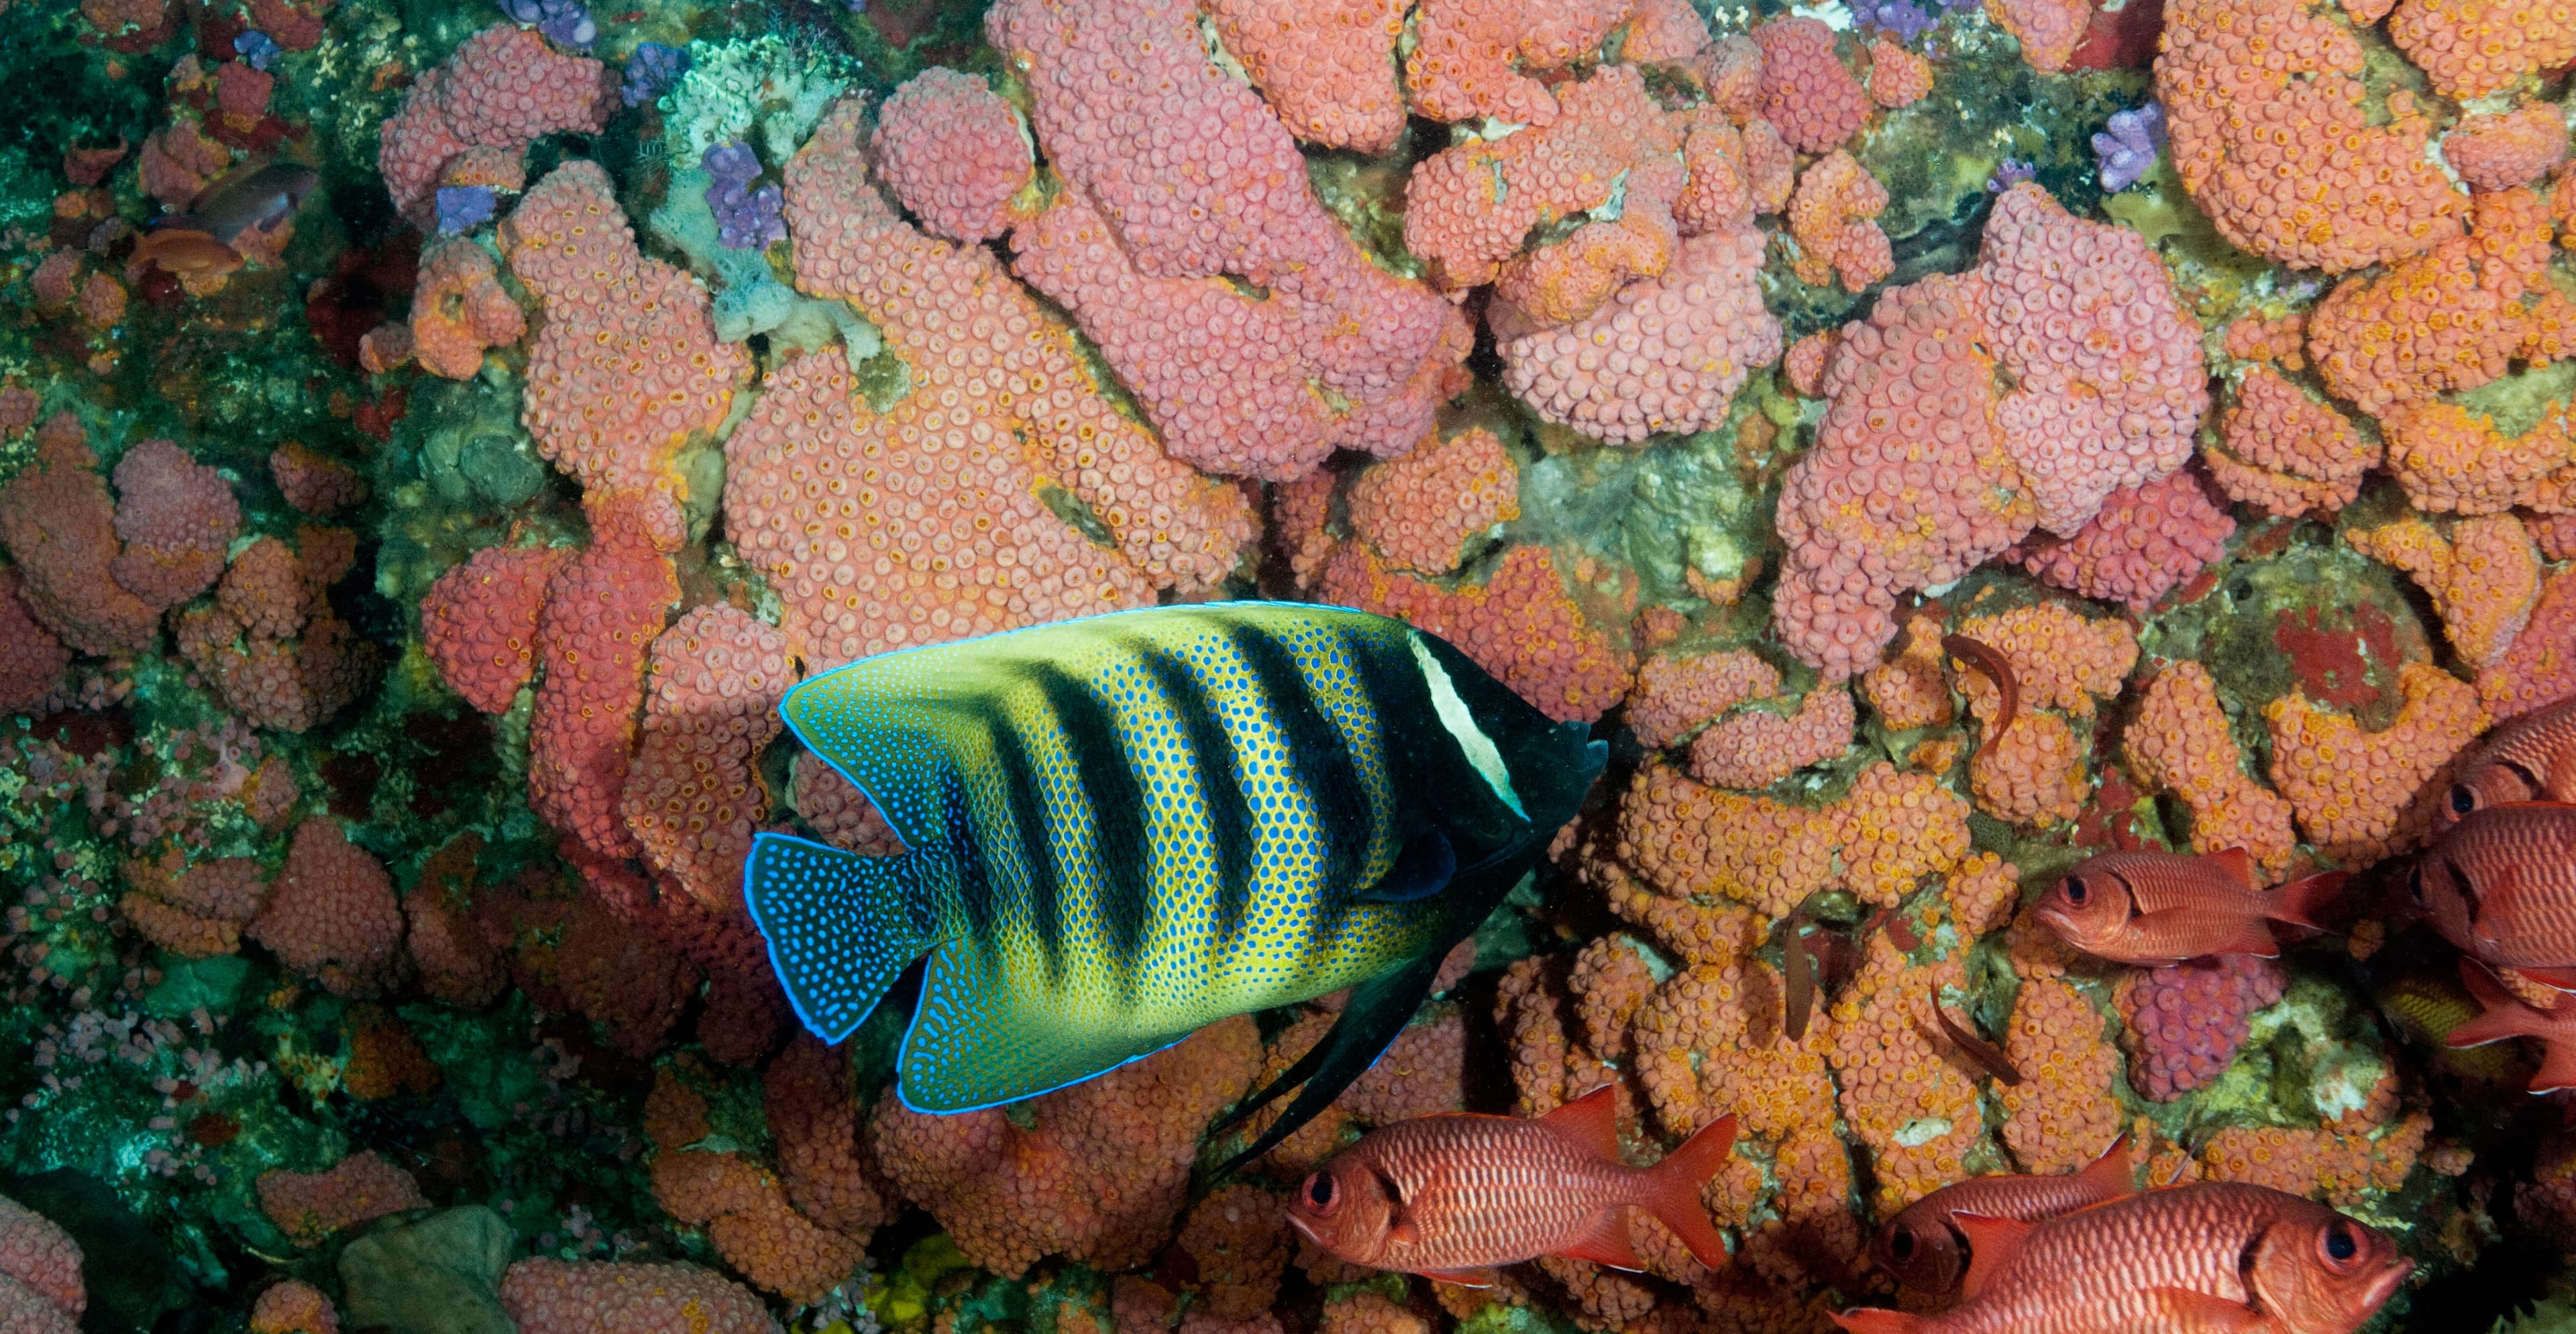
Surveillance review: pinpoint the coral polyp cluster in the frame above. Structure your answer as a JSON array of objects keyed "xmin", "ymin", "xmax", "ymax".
[{"xmin": 2, "ymin": 0, "xmax": 2575, "ymax": 1329}]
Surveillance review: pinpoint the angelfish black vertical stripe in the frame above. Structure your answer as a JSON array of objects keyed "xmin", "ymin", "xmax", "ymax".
[
  {"xmin": 1024, "ymin": 658, "xmax": 1155, "ymax": 987},
  {"xmin": 1228, "ymin": 621, "xmax": 1371, "ymax": 915},
  {"xmin": 1129, "ymin": 638, "xmax": 1258, "ymax": 945}
]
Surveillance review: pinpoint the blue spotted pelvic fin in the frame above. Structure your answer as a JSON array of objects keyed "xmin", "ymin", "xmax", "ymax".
[{"xmin": 744, "ymin": 831, "xmax": 941, "ymax": 1043}]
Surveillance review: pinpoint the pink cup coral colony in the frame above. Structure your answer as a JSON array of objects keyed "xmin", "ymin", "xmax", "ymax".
[{"xmin": 4, "ymin": 0, "xmax": 2576, "ymax": 1328}]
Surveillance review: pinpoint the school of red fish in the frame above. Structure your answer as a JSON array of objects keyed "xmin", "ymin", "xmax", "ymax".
[{"xmin": 1287, "ymin": 695, "xmax": 2576, "ymax": 1332}]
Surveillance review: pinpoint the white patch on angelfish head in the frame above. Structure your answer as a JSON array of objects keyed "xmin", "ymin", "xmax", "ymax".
[{"xmin": 1410, "ymin": 633, "xmax": 1525, "ymax": 821}]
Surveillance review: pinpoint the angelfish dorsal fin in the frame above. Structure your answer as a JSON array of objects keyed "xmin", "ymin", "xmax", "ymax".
[
  {"xmin": 1543, "ymin": 1084, "xmax": 1622, "ymax": 1162},
  {"xmin": 1953, "ymin": 1213, "xmax": 2034, "ymax": 1300}
]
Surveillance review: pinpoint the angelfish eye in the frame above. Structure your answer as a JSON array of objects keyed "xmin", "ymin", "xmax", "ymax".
[
  {"xmin": 2063, "ymin": 876, "xmax": 2090, "ymax": 907},
  {"xmin": 1305, "ymin": 1174, "xmax": 1334, "ymax": 1209},
  {"xmin": 2451, "ymin": 785, "xmax": 2477, "ymax": 815}
]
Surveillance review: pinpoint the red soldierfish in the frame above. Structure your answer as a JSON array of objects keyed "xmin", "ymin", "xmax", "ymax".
[
  {"xmin": 1283, "ymin": 1084, "xmax": 1738, "ymax": 1284},
  {"xmin": 2036, "ymin": 848, "xmax": 2345, "ymax": 967},
  {"xmin": 2449, "ymin": 958, "xmax": 2576, "ymax": 1093},
  {"xmin": 1870, "ymin": 1134, "xmax": 2133, "ymax": 1296},
  {"xmin": 2416, "ymin": 803, "xmax": 2576, "ymax": 990},
  {"xmin": 2437, "ymin": 697, "xmax": 2576, "ymax": 833},
  {"xmin": 1832, "ymin": 1181, "xmax": 2410, "ymax": 1334}
]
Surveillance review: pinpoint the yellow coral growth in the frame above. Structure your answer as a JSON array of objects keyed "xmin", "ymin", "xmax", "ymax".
[
  {"xmin": 2198, "ymin": 1112, "xmax": 2430, "ymax": 1207},
  {"xmin": 1996, "ymin": 976, "xmax": 2125, "ymax": 1175},
  {"xmin": 1631, "ymin": 959, "xmax": 1836, "ymax": 1141},
  {"xmin": 1970, "ymin": 710, "xmax": 2088, "ymax": 825},
  {"xmin": 1861, "ymin": 613, "xmax": 1954, "ymax": 730},
  {"xmin": 1940, "ymin": 851, "xmax": 2023, "ymax": 939},
  {"xmin": 2381, "ymin": 399, "xmax": 2576, "ymax": 516},
  {"xmin": 2347, "ymin": 515, "xmax": 2542, "ymax": 668},
  {"xmin": 1951, "ymin": 603, "xmax": 2137, "ymax": 825},
  {"xmin": 2125, "ymin": 662, "xmax": 2298, "ymax": 877},
  {"xmin": 1825, "ymin": 935, "xmax": 1987, "ymax": 1213},
  {"xmin": 2264, "ymin": 662, "xmax": 2487, "ymax": 864}
]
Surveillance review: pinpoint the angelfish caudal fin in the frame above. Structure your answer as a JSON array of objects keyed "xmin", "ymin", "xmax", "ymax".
[
  {"xmin": 745, "ymin": 831, "xmax": 936, "ymax": 1043},
  {"xmin": 1638, "ymin": 1112, "xmax": 1739, "ymax": 1270}
]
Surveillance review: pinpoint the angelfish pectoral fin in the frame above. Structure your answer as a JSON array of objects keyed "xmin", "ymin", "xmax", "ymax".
[
  {"xmin": 745, "ymin": 831, "xmax": 937, "ymax": 1043},
  {"xmin": 1213, "ymin": 945, "xmax": 1451, "ymax": 1176},
  {"xmin": 1358, "ymin": 830, "xmax": 1457, "ymax": 904}
]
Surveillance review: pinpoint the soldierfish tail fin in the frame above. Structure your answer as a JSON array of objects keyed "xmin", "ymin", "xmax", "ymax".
[
  {"xmin": 744, "ymin": 831, "xmax": 934, "ymax": 1043},
  {"xmin": 1829, "ymin": 1310, "xmax": 1921, "ymax": 1334},
  {"xmin": 2530, "ymin": 1037, "xmax": 2576, "ymax": 1094},
  {"xmin": 1639, "ymin": 1113, "xmax": 1738, "ymax": 1270},
  {"xmin": 2263, "ymin": 870, "xmax": 2351, "ymax": 931}
]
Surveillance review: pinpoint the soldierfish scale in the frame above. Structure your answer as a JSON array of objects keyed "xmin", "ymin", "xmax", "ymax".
[{"xmin": 759, "ymin": 603, "xmax": 1603, "ymax": 1133}]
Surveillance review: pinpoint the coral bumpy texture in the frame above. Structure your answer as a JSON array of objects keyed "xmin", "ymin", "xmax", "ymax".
[{"xmin": 3, "ymin": 0, "xmax": 2573, "ymax": 1329}]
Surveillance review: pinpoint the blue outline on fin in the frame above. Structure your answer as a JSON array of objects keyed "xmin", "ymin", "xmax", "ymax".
[
  {"xmin": 743, "ymin": 830, "xmax": 868, "ymax": 1044},
  {"xmin": 890, "ymin": 952, "xmax": 1197, "ymax": 1115},
  {"xmin": 775, "ymin": 600, "xmax": 1419, "ymax": 1117}
]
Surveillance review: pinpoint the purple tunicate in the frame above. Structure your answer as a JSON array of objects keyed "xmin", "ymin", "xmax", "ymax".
[
  {"xmin": 498, "ymin": 0, "xmax": 595, "ymax": 49},
  {"xmin": 703, "ymin": 142, "xmax": 786, "ymax": 250},
  {"xmin": 436, "ymin": 185, "xmax": 498, "ymax": 235},
  {"xmin": 2092, "ymin": 102, "xmax": 2166, "ymax": 193},
  {"xmin": 234, "ymin": 30, "xmax": 283, "ymax": 71},
  {"xmin": 1986, "ymin": 158, "xmax": 2037, "ymax": 194},
  {"xmin": 621, "ymin": 42, "xmax": 688, "ymax": 108},
  {"xmin": 1858, "ymin": 1, "xmax": 1936, "ymax": 43},
  {"xmin": 703, "ymin": 141, "xmax": 762, "ymax": 185}
]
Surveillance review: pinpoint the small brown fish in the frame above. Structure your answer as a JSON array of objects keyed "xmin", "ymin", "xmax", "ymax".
[
  {"xmin": 1833, "ymin": 1181, "xmax": 2410, "ymax": 1334},
  {"xmin": 126, "ymin": 228, "xmax": 243, "ymax": 284},
  {"xmin": 1785, "ymin": 912, "xmax": 1817, "ymax": 1042},
  {"xmin": 2036, "ymin": 848, "xmax": 2344, "ymax": 967},
  {"xmin": 1928, "ymin": 985, "xmax": 2023, "ymax": 1086},
  {"xmin": 1871, "ymin": 1133, "xmax": 2132, "ymax": 1295},
  {"xmin": 174, "ymin": 162, "xmax": 321, "ymax": 244},
  {"xmin": 2438, "ymin": 697, "xmax": 2576, "ymax": 833},
  {"xmin": 1942, "ymin": 633, "xmax": 2017, "ymax": 740},
  {"xmin": 2416, "ymin": 803, "xmax": 2576, "ymax": 990},
  {"xmin": 1284, "ymin": 1084, "xmax": 1738, "ymax": 1285},
  {"xmin": 2448, "ymin": 957, "xmax": 2576, "ymax": 1093}
]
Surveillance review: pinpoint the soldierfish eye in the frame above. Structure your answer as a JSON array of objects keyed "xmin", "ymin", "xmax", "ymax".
[
  {"xmin": 1888, "ymin": 1229, "xmax": 1915, "ymax": 1260},
  {"xmin": 1303, "ymin": 1173, "xmax": 1336, "ymax": 1211},
  {"xmin": 2062, "ymin": 876, "xmax": 2090, "ymax": 907},
  {"xmin": 2451, "ymin": 785, "xmax": 2477, "ymax": 815},
  {"xmin": 2408, "ymin": 867, "xmax": 2426, "ymax": 907},
  {"xmin": 2319, "ymin": 1219, "xmax": 2363, "ymax": 1269}
]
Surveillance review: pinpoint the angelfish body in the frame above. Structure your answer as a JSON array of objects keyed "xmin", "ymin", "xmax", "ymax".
[
  {"xmin": 1284, "ymin": 1084, "xmax": 1739, "ymax": 1281},
  {"xmin": 2437, "ymin": 697, "xmax": 2576, "ymax": 832},
  {"xmin": 746, "ymin": 603, "xmax": 1604, "ymax": 1125},
  {"xmin": 1833, "ymin": 1182, "xmax": 2410, "ymax": 1334},
  {"xmin": 2036, "ymin": 848, "xmax": 2340, "ymax": 967},
  {"xmin": 1871, "ymin": 1134, "xmax": 2133, "ymax": 1296},
  {"xmin": 2417, "ymin": 803, "xmax": 2576, "ymax": 985}
]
